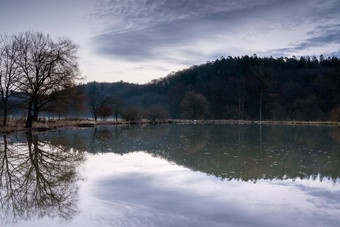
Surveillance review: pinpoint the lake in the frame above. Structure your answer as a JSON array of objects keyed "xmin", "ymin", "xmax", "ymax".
[{"xmin": 1, "ymin": 124, "xmax": 340, "ymax": 226}]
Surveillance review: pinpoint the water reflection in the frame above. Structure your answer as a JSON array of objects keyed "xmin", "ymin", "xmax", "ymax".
[
  {"xmin": 0, "ymin": 133, "xmax": 85, "ymax": 226},
  {"xmin": 77, "ymin": 152, "xmax": 340, "ymax": 227},
  {"xmin": 1, "ymin": 124, "xmax": 340, "ymax": 226},
  {"xmin": 43, "ymin": 124, "xmax": 340, "ymax": 182}
]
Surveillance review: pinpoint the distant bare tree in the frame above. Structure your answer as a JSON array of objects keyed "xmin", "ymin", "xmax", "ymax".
[
  {"xmin": 87, "ymin": 82, "xmax": 110, "ymax": 121},
  {"xmin": 330, "ymin": 106, "xmax": 340, "ymax": 122},
  {"xmin": 0, "ymin": 35, "xmax": 19, "ymax": 126},
  {"xmin": 52, "ymin": 86, "xmax": 87, "ymax": 119},
  {"xmin": 110, "ymin": 96, "xmax": 124, "ymax": 121},
  {"xmin": 96, "ymin": 106, "xmax": 112, "ymax": 120},
  {"xmin": 254, "ymin": 66, "xmax": 272, "ymax": 122},
  {"xmin": 145, "ymin": 105, "xmax": 169, "ymax": 122},
  {"xmin": 121, "ymin": 106, "xmax": 141, "ymax": 121},
  {"xmin": 180, "ymin": 91, "xmax": 209, "ymax": 120},
  {"xmin": 237, "ymin": 76, "xmax": 247, "ymax": 120},
  {"xmin": 14, "ymin": 31, "xmax": 80, "ymax": 128}
]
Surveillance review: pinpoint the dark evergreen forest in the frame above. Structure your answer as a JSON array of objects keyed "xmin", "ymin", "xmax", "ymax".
[{"xmin": 81, "ymin": 55, "xmax": 340, "ymax": 121}]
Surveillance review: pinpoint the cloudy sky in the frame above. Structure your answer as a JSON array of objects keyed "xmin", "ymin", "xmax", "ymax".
[{"xmin": 0, "ymin": 0, "xmax": 339, "ymax": 84}]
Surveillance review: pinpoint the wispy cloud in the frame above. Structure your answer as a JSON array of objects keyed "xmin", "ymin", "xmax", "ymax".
[
  {"xmin": 266, "ymin": 24, "xmax": 340, "ymax": 56},
  {"xmin": 89, "ymin": 0, "xmax": 288, "ymax": 63}
]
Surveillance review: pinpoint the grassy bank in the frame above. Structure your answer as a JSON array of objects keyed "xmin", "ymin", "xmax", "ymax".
[
  {"xmin": 0, "ymin": 119, "xmax": 339, "ymax": 135},
  {"xmin": 171, "ymin": 119, "xmax": 340, "ymax": 126}
]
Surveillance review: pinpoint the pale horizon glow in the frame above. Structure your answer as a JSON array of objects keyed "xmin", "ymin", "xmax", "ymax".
[{"xmin": 1, "ymin": 0, "xmax": 340, "ymax": 84}]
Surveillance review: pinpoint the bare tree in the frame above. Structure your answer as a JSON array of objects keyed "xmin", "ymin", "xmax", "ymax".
[
  {"xmin": 87, "ymin": 82, "xmax": 110, "ymax": 121},
  {"xmin": 96, "ymin": 106, "xmax": 113, "ymax": 120},
  {"xmin": 52, "ymin": 86, "xmax": 87, "ymax": 119},
  {"xmin": 14, "ymin": 31, "xmax": 80, "ymax": 128},
  {"xmin": 237, "ymin": 76, "xmax": 246, "ymax": 120},
  {"xmin": 110, "ymin": 96, "xmax": 124, "ymax": 121},
  {"xmin": 121, "ymin": 106, "xmax": 141, "ymax": 121},
  {"xmin": 0, "ymin": 35, "xmax": 19, "ymax": 126},
  {"xmin": 180, "ymin": 91, "xmax": 209, "ymax": 120},
  {"xmin": 255, "ymin": 66, "xmax": 271, "ymax": 122},
  {"xmin": 144, "ymin": 105, "xmax": 169, "ymax": 122}
]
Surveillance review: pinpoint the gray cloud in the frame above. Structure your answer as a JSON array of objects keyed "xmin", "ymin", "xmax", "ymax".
[
  {"xmin": 90, "ymin": 0, "xmax": 277, "ymax": 29},
  {"xmin": 328, "ymin": 50, "xmax": 340, "ymax": 57},
  {"xmin": 308, "ymin": 24, "xmax": 340, "ymax": 42},
  {"xmin": 93, "ymin": 17, "xmax": 234, "ymax": 63},
  {"xmin": 268, "ymin": 25, "xmax": 340, "ymax": 56},
  {"xmin": 90, "ymin": 0, "xmax": 340, "ymax": 63}
]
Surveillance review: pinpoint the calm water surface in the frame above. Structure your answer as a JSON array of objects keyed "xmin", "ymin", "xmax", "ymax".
[{"xmin": 1, "ymin": 124, "xmax": 340, "ymax": 226}]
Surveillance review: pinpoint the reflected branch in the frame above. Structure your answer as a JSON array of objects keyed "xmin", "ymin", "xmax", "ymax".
[{"xmin": 0, "ymin": 133, "xmax": 85, "ymax": 225}]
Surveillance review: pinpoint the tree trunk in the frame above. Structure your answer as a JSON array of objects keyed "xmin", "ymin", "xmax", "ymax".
[
  {"xmin": 26, "ymin": 100, "xmax": 33, "ymax": 128},
  {"xmin": 32, "ymin": 99, "xmax": 38, "ymax": 122},
  {"xmin": 259, "ymin": 91, "xmax": 262, "ymax": 122},
  {"xmin": 3, "ymin": 100, "xmax": 7, "ymax": 126},
  {"xmin": 238, "ymin": 93, "xmax": 244, "ymax": 120},
  {"xmin": 3, "ymin": 135, "xmax": 7, "ymax": 152}
]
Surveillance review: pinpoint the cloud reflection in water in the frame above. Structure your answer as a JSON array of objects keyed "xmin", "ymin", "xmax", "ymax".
[{"xmin": 72, "ymin": 151, "xmax": 340, "ymax": 227}]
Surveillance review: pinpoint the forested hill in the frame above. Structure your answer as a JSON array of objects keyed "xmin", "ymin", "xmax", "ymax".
[{"xmin": 82, "ymin": 55, "xmax": 340, "ymax": 121}]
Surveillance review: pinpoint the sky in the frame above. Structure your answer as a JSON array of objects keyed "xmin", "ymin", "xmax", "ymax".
[{"xmin": 0, "ymin": 0, "xmax": 340, "ymax": 84}]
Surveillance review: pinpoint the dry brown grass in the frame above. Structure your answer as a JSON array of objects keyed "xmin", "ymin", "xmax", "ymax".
[
  {"xmin": 0, "ymin": 118, "xmax": 149, "ymax": 135},
  {"xmin": 0, "ymin": 118, "xmax": 94, "ymax": 134}
]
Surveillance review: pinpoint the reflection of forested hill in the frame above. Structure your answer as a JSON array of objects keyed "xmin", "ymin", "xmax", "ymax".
[
  {"xmin": 41, "ymin": 125, "xmax": 340, "ymax": 182},
  {"xmin": 80, "ymin": 56, "xmax": 340, "ymax": 120}
]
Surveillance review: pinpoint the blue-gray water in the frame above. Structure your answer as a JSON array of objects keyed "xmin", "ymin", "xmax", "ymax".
[{"xmin": 1, "ymin": 124, "xmax": 340, "ymax": 226}]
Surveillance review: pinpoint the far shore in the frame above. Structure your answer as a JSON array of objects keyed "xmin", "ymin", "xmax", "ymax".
[{"xmin": 0, "ymin": 119, "xmax": 339, "ymax": 136}]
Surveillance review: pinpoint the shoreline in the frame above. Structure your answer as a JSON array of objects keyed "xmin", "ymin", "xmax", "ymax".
[
  {"xmin": 0, "ymin": 119, "xmax": 339, "ymax": 136},
  {"xmin": 171, "ymin": 119, "xmax": 340, "ymax": 126}
]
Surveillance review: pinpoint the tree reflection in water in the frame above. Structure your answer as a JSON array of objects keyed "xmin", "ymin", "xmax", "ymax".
[
  {"xmin": 80, "ymin": 124, "xmax": 340, "ymax": 182},
  {"xmin": 0, "ymin": 133, "xmax": 85, "ymax": 226}
]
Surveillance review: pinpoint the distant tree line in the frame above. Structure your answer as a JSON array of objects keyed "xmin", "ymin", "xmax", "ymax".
[{"xmin": 79, "ymin": 55, "xmax": 340, "ymax": 122}]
